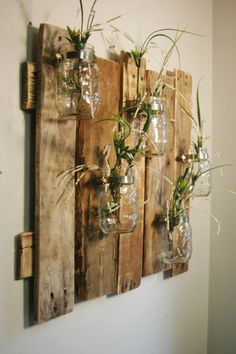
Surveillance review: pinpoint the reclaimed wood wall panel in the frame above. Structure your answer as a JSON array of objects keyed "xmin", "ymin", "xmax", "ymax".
[
  {"xmin": 27, "ymin": 22, "xmax": 193, "ymax": 323},
  {"xmin": 116, "ymin": 52, "xmax": 146, "ymax": 294},
  {"xmin": 75, "ymin": 58, "xmax": 120, "ymax": 301},
  {"xmin": 35, "ymin": 24, "xmax": 76, "ymax": 323}
]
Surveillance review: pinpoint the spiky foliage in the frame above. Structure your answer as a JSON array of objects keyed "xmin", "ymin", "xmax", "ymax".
[
  {"xmin": 66, "ymin": 0, "xmax": 98, "ymax": 51},
  {"xmin": 66, "ymin": 0, "xmax": 121, "ymax": 51},
  {"xmin": 130, "ymin": 28, "xmax": 195, "ymax": 98},
  {"xmin": 97, "ymin": 102, "xmax": 153, "ymax": 176},
  {"xmin": 179, "ymin": 81, "xmax": 204, "ymax": 154}
]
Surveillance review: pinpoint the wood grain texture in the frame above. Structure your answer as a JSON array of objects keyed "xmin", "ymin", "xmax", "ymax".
[
  {"xmin": 171, "ymin": 69, "xmax": 192, "ymax": 277},
  {"xmin": 116, "ymin": 52, "xmax": 146, "ymax": 294},
  {"xmin": 143, "ymin": 71, "xmax": 175, "ymax": 276},
  {"xmin": 16, "ymin": 232, "xmax": 33, "ymax": 279},
  {"xmin": 21, "ymin": 62, "xmax": 37, "ymax": 110},
  {"xmin": 75, "ymin": 58, "xmax": 120, "ymax": 301},
  {"xmin": 35, "ymin": 24, "xmax": 76, "ymax": 323}
]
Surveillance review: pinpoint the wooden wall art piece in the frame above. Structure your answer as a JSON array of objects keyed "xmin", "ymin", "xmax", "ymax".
[{"xmin": 18, "ymin": 23, "xmax": 192, "ymax": 324}]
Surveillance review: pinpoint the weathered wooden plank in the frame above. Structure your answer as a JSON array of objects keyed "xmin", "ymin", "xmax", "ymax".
[
  {"xmin": 34, "ymin": 24, "xmax": 76, "ymax": 323},
  {"xmin": 171, "ymin": 69, "xmax": 192, "ymax": 276},
  {"xmin": 21, "ymin": 62, "xmax": 37, "ymax": 110},
  {"xmin": 75, "ymin": 57, "xmax": 120, "ymax": 301},
  {"xmin": 143, "ymin": 71, "xmax": 175, "ymax": 276},
  {"xmin": 16, "ymin": 232, "xmax": 33, "ymax": 279},
  {"xmin": 116, "ymin": 52, "xmax": 145, "ymax": 294}
]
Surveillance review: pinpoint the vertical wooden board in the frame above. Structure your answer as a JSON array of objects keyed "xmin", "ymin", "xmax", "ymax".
[
  {"xmin": 143, "ymin": 71, "xmax": 175, "ymax": 276},
  {"xmin": 117, "ymin": 154, "xmax": 145, "ymax": 293},
  {"xmin": 75, "ymin": 58, "xmax": 120, "ymax": 301},
  {"xmin": 116, "ymin": 52, "xmax": 146, "ymax": 294},
  {"xmin": 35, "ymin": 24, "xmax": 76, "ymax": 323},
  {"xmin": 171, "ymin": 69, "xmax": 192, "ymax": 276}
]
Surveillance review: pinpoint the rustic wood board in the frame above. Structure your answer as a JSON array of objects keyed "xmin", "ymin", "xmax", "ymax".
[
  {"xmin": 21, "ymin": 62, "xmax": 37, "ymax": 110},
  {"xmin": 16, "ymin": 232, "xmax": 33, "ymax": 279},
  {"xmin": 75, "ymin": 58, "xmax": 120, "ymax": 301},
  {"xmin": 116, "ymin": 52, "xmax": 146, "ymax": 294},
  {"xmin": 171, "ymin": 69, "xmax": 192, "ymax": 276},
  {"xmin": 34, "ymin": 24, "xmax": 76, "ymax": 323},
  {"xmin": 143, "ymin": 71, "xmax": 175, "ymax": 276}
]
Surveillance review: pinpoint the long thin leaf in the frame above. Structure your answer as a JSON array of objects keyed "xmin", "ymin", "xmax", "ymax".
[
  {"xmin": 106, "ymin": 15, "xmax": 122, "ymax": 24},
  {"xmin": 79, "ymin": 0, "xmax": 83, "ymax": 41},
  {"xmin": 87, "ymin": 0, "xmax": 97, "ymax": 30},
  {"xmin": 196, "ymin": 81, "xmax": 202, "ymax": 133},
  {"xmin": 178, "ymin": 97, "xmax": 198, "ymax": 126}
]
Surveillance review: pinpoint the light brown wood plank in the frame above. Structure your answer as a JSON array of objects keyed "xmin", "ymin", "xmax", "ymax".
[
  {"xmin": 171, "ymin": 69, "xmax": 192, "ymax": 276},
  {"xmin": 143, "ymin": 71, "xmax": 175, "ymax": 276},
  {"xmin": 21, "ymin": 62, "xmax": 37, "ymax": 111},
  {"xmin": 34, "ymin": 24, "xmax": 76, "ymax": 323},
  {"xmin": 75, "ymin": 58, "xmax": 120, "ymax": 301},
  {"xmin": 16, "ymin": 232, "xmax": 33, "ymax": 279},
  {"xmin": 116, "ymin": 52, "xmax": 146, "ymax": 294}
]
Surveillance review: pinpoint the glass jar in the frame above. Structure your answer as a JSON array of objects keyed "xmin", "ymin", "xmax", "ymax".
[
  {"xmin": 145, "ymin": 97, "xmax": 167, "ymax": 156},
  {"xmin": 98, "ymin": 175, "xmax": 138, "ymax": 234},
  {"xmin": 131, "ymin": 110, "xmax": 147, "ymax": 150},
  {"xmin": 131, "ymin": 97, "xmax": 167, "ymax": 155},
  {"xmin": 56, "ymin": 44, "xmax": 100, "ymax": 119},
  {"xmin": 193, "ymin": 147, "xmax": 211, "ymax": 197},
  {"xmin": 161, "ymin": 213, "xmax": 192, "ymax": 264}
]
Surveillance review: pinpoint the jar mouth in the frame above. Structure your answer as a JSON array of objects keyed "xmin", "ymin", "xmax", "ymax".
[
  {"xmin": 66, "ymin": 44, "xmax": 95, "ymax": 60},
  {"xmin": 150, "ymin": 96, "xmax": 165, "ymax": 112},
  {"xmin": 108, "ymin": 175, "xmax": 135, "ymax": 185}
]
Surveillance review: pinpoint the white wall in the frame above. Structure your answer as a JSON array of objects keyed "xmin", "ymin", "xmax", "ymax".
[
  {"xmin": 0, "ymin": 1, "xmax": 212, "ymax": 354},
  {"xmin": 208, "ymin": 1, "xmax": 236, "ymax": 353}
]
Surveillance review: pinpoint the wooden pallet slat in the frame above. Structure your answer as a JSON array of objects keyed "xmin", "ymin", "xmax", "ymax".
[
  {"xmin": 171, "ymin": 69, "xmax": 192, "ymax": 277},
  {"xmin": 143, "ymin": 71, "xmax": 175, "ymax": 276},
  {"xmin": 34, "ymin": 24, "xmax": 76, "ymax": 323},
  {"xmin": 16, "ymin": 232, "xmax": 34, "ymax": 279},
  {"xmin": 116, "ymin": 52, "xmax": 146, "ymax": 294},
  {"xmin": 75, "ymin": 57, "xmax": 120, "ymax": 301}
]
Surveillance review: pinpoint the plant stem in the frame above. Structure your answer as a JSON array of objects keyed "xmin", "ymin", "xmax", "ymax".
[{"xmin": 79, "ymin": 0, "xmax": 84, "ymax": 42}]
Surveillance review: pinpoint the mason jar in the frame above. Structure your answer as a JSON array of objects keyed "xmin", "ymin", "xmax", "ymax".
[
  {"xmin": 145, "ymin": 97, "xmax": 167, "ymax": 156},
  {"xmin": 56, "ymin": 44, "xmax": 100, "ymax": 119},
  {"xmin": 161, "ymin": 212, "xmax": 192, "ymax": 264},
  {"xmin": 98, "ymin": 175, "xmax": 138, "ymax": 234},
  {"xmin": 193, "ymin": 147, "xmax": 211, "ymax": 197}
]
